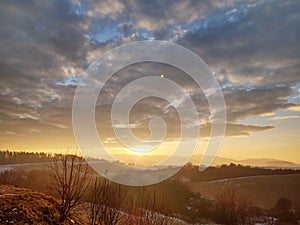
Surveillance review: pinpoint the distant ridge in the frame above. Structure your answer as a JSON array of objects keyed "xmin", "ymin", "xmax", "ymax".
[
  {"xmin": 1, "ymin": 150, "xmax": 299, "ymax": 168},
  {"xmin": 113, "ymin": 154, "xmax": 300, "ymax": 168}
]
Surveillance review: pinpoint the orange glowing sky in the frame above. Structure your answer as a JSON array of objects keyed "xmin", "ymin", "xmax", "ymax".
[{"xmin": 0, "ymin": 0, "xmax": 300, "ymax": 164}]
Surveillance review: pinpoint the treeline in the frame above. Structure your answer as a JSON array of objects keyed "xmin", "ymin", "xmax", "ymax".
[
  {"xmin": 177, "ymin": 163, "xmax": 300, "ymax": 182},
  {"xmin": 0, "ymin": 150, "xmax": 65, "ymax": 165}
]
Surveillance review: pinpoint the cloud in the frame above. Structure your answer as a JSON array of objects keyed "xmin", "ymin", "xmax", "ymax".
[
  {"xmin": 87, "ymin": 0, "xmax": 124, "ymax": 19},
  {"xmin": 225, "ymin": 124, "xmax": 275, "ymax": 136},
  {"xmin": 124, "ymin": 0, "xmax": 240, "ymax": 31},
  {"xmin": 223, "ymin": 86, "xmax": 294, "ymax": 121},
  {"xmin": 0, "ymin": 0, "xmax": 300, "ymax": 150},
  {"xmin": 286, "ymin": 105, "xmax": 300, "ymax": 112},
  {"xmin": 181, "ymin": 0, "xmax": 300, "ymax": 87},
  {"xmin": 0, "ymin": 0, "xmax": 88, "ymax": 136},
  {"xmin": 0, "ymin": 0, "xmax": 88, "ymax": 65},
  {"xmin": 271, "ymin": 115, "xmax": 299, "ymax": 120}
]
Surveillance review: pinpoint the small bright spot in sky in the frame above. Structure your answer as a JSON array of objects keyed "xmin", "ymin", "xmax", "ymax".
[
  {"xmin": 129, "ymin": 145, "xmax": 154, "ymax": 154},
  {"xmin": 160, "ymin": 74, "xmax": 164, "ymax": 78},
  {"xmin": 170, "ymin": 102, "xmax": 179, "ymax": 108}
]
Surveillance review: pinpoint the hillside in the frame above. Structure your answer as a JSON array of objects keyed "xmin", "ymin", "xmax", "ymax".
[
  {"xmin": 189, "ymin": 173, "xmax": 300, "ymax": 208},
  {"xmin": 0, "ymin": 185, "xmax": 77, "ymax": 225},
  {"xmin": 176, "ymin": 163, "xmax": 300, "ymax": 183}
]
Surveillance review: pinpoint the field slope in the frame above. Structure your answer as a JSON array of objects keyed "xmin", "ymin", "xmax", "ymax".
[{"xmin": 189, "ymin": 173, "xmax": 300, "ymax": 208}]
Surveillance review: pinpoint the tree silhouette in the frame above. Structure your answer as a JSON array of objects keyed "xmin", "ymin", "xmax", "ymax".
[{"xmin": 48, "ymin": 154, "xmax": 90, "ymax": 222}]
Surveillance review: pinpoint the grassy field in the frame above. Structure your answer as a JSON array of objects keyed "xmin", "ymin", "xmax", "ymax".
[{"xmin": 189, "ymin": 173, "xmax": 300, "ymax": 208}]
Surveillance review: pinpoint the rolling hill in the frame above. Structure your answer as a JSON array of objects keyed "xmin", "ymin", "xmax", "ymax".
[{"xmin": 189, "ymin": 173, "xmax": 300, "ymax": 208}]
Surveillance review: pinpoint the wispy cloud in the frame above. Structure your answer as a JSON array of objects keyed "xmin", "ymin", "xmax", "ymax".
[{"xmin": 271, "ymin": 115, "xmax": 299, "ymax": 120}]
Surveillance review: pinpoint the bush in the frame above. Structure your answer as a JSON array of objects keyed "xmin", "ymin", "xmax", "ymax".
[{"xmin": 272, "ymin": 197, "xmax": 297, "ymax": 223}]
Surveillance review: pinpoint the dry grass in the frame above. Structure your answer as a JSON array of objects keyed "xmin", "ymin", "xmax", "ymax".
[
  {"xmin": 0, "ymin": 185, "xmax": 76, "ymax": 225},
  {"xmin": 0, "ymin": 185, "xmax": 190, "ymax": 225}
]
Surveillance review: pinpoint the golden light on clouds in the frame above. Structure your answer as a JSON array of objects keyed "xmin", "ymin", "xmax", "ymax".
[{"xmin": 0, "ymin": 0, "xmax": 299, "ymax": 166}]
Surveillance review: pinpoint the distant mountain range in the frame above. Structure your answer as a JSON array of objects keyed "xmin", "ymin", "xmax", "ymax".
[
  {"xmin": 234, "ymin": 158, "xmax": 300, "ymax": 168},
  {"xmin": 112, "ymin": 154, "xmax": 300, "ymax": 168},
  {"xmin": 195, "ymin": 155, "xmax": 300, "ymax": 168}
]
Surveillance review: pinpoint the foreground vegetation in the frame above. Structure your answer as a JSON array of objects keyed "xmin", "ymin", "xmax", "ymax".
[
  {"xmin": 0, "ymin": 185, "xmax": 75, "ymax": 225},
  {"xmin": 0, "ymin": 151, "xmax": 300, "ymax": 224}
]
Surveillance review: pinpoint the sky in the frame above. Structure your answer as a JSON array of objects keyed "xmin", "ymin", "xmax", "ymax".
[{"xmin": 0, "ymin": 0, "xmax": 300, "ymax": 164}]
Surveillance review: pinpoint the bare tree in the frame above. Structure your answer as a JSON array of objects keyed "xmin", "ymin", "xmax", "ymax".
[
  {"xmin": 87, "ymin": 178, "xmax": 102, "ymax": 225},
  {"xmin": 87, "ymin": 177, "xmax": 126, "ymax": 225},
  {"xmin": 48, "ymin": 154, "xmax": 90, "ymax": 223},
  {"xmin": 121, "ymin": 197, "xmax": 144, "ymax": 225},
  {"xmin": 122, "ymin": 188, "xmax": 173, "ymax": 225},
  {"xmin": 143, "ymin": 192, "xmax": 171, "ymax": 225},
  {"xmin": 214, "ymin": 189, "xmax": 252, "ymax": 225}
]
